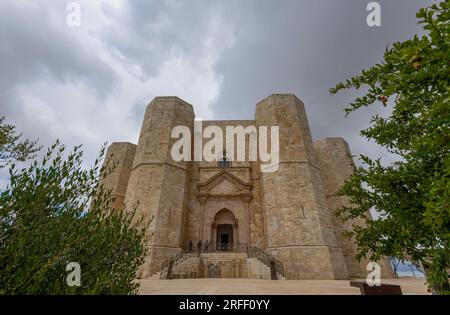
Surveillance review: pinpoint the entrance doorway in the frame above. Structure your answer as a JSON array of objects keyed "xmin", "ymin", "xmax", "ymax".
[
  {"xmin": 217, "ymin": 224, "xmax": 233, "ymax": 250},
  {"xmin": 221, "ymin": 233, "xmax": 229, "ymax": 244},
  {"xmin": 212, "ymin": 209, "xmax": 238, "ymax": 251}
]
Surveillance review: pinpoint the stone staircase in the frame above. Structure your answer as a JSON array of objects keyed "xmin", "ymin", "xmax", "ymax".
[
  {"xmin": 247, "ymin": 258, "xmax": 281, "ymax": 280},
  {"xmin": 149, "ymin": 245, "xmax": 285, "ymax": 280},
  {"xmin": 201, "ymin": 252, "xmax": 247, "ymax": 278},
  {"xmin": 170, "ymin": 256, "xmax": 202, "ymax": 279},
  {"xmin": 148, "ymin": 271, "xmax": 161, "ymax": 280}
]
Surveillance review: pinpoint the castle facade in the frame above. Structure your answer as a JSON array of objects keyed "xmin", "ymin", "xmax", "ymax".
[{"xmin": 101, "ymin": 94, "xmax": 392, "ymax": 280}]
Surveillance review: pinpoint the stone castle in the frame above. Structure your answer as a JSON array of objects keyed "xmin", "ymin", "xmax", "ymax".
[{"xmin": 101, "ymin": 94, "xmax": 393, "ymax": 280}]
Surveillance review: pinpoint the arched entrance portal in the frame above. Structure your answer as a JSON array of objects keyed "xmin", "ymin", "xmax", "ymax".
[
  {"xmin": 217, "ymin": 224, "xmax": 233, "ymax": 250},
  {"xmin": 211, "ymin": 209, "xmax": 238, "ymax": 251}
]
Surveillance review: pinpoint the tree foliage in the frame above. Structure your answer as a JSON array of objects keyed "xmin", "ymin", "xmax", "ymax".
[
  {"xmin": 330, "ymin": 1, "xmax": 449, "ymax": 293},
  {"xmin": 0, "ymin": 116, "xmax": 40, "ymax": 168},
  {"xmin": 0, "ymin": 141, "xmax": 149, "ymax": 294}
]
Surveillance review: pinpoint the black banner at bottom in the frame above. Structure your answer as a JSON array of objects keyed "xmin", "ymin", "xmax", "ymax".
[{"xmin": 0, "ymin": 295, "xmax": 440, "ymax": 313}]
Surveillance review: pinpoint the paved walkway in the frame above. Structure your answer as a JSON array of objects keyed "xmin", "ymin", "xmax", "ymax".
[{"xmin": 139, "ymin": 277, "xmax": 429, "ymax": 295}]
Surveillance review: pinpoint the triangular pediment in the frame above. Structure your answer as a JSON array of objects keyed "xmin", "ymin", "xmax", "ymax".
[
  {"xmin": 197, "ymin": 170, "xmax": 252, "ymax": 197},
  {"xmin": 209, "ymin": 177, "xmax": 242, "ymax": 194}
]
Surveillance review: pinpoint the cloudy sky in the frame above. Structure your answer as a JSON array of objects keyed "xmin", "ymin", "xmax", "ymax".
[{"xmin": 0, "ymin": 0, "xmax": 435, "ymax": 184}]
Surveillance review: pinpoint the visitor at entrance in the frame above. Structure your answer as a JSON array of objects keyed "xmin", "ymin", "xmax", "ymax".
[
  {"xmin": 197, "ymin": 240, "xmax": 202, "ymax": 256},
  {"xmin": 188, "ymin": 241, "xmax": 193, "ymax": 253},
  {"xmin": 204, "ymin": 240, "xmax": 209, "ymax": 252}
]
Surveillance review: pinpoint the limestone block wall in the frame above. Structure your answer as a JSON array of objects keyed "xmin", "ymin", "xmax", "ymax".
[
  {"xmin": 124, "ymin": 96, "xmax": 195, "ymax": 277},
  {"xmin": 200, "ymin": 253, "xmax": 249, "ymax": 278},
  {"xmin": 184, "ymin": 163, "xmax": 203, "ymax": 247},
  {"xmin": 248, "ymin": 171, "xmax": 266, "ymax": 248},
  {"xmin": 314, "ymin": 138, "xmax": 394, "ymax": 278},
  {"xmin": 255, "ymin": 94, "xmax": 348, "ymax": 280},
  {"xmin": 100, "ymin": 94, "xmax": 394, "ymax": 280},
  {"xmin": 199, "ymin": 120, "xmax": 255, "ymax": 168},
  {"xmin": 99, "ymin": 142, "xmax": 136, "ymax": 209},
  {"xmin": 183, "ymin": 118, "xmax": 265, "ymax": 249}
]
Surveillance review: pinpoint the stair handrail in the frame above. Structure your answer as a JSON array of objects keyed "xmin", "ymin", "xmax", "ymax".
[
  {"xmin": 246, "ymin": 245, "xmax": 285, "ymax": 277},
  {"xmin": 160, "ymin": 250, "xmax": 196, "ymax": 279},
  {"xmin": 158, "ymin": 243, "xmax": 285, "ymax": 279}
]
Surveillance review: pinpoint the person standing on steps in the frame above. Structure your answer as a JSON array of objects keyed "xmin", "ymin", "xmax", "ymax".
[
  {"xmin": 197, "ymin": 240, "xmax": 202, "ymax": 257},
  {"xmin": 204, "ymin": 240, "xmax": 209, "ymax": 253}
]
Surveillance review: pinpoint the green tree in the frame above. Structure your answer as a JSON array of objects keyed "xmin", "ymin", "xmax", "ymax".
[
  {"xmin": 330, "ymin": 1, "xmax": 449, "ymax": 294},
  {"xmin": 0, "ymin": 116, "xmax": 40, "ymax": 168},
  {"xmin": 0, "ymin": 140, "xmax": 149, "ymax": 294}
]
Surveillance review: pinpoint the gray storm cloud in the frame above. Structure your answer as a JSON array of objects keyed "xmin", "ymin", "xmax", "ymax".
[{"xmin": 0, "ymin": 0, "xmax": 434, "ymax": 189}]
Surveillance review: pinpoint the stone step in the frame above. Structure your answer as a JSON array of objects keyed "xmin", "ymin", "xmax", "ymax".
[
  {"xmin": 149, "ymin": 271, "xmax": 161, "ymax": 279},
  {"xmin": 148, "ymin": 251, "xmax": 286, "ymax": 280}
]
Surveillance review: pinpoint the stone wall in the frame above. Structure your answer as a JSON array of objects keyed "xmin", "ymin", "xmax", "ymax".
[
  {"xmin": 314, "ymin": 138, "xmax": 394, "ymax": 278},
  {"xmin": 255, "ymin": 94, "xmax": 348, "ymax": 280},
  {"xmin": 99, "ymin": 142, "xmax": 136, "ymax": 210},
  {"xmin": 124, "ymin": 97, "xmax": 194, "ymax": 277},
  {"xmin": 101, "ymin": 94, "xmax": 394, "ymax": 280},
  {"xmin": 184, "ymin": 119, "xmax": 265, "ymax": 249}
]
